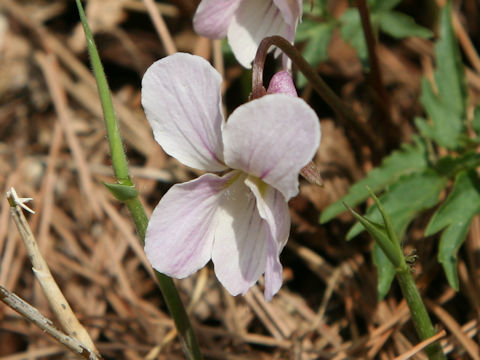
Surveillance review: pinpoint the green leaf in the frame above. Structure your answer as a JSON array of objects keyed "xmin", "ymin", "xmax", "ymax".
[
  {"xmin": 347, "ymin": 171, "xmax": 446, "ymax": 239},
  {"xmin": 418, "ymin": 2, "xmax": 467, "ymax": 149},
  {"xmin": 370, "ymin": 0, "xmax": 402, "ymax": 11},
  {"xmin": 377, "ymin": 11, "xmax": 433, "ymax": 39},
  {"xmin": 425, "ymin": 170, "xmax": 480, "ymax": 290},
  {"xmin": 346, "ymin": 190, "xmax": 403, "ymax": 300},
  {"xmin": 296, "ymin": 21, "xmax": 335, "ymax": 87},
  {"xmin": 435, "ymin": 151, "xmax": 480, "ymax": 177},
  {"xmin": 339, "ymin": 8, "xmax": 368, "ymax": 64},
  {"xmin": 418, "ymin": 77, "xmax": 465, "ymax": 149},
  {"xmin": 302, "ymin": 0, "xmax": 329, "ymax": 17},
  {"xmin": 320, "ymin": 137, "xmax": 429, "ymax": 223},
  {"xmin": 372, "ymin": 242, "xmax": 395, "ymax": 300},
  {"xmin": 345, "ymin": 203, "xmax": 401, "ymax": 265}
]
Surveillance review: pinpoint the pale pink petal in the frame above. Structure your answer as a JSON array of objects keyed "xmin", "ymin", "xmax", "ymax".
[
  {"xmin": 272, "ymin": 0, "xmax": 302, "ymax": 29},
  {"xmin": 264, "ymin": 239, "xmax": 284, "ymax": 300},
  {"xmin": 223, "ymin": 94, "xmax": 321, "ymax": 200},
  {"xmin": 142, "ymin": 53, "xmax": 227, "ymax": 172},
  {"xmin": 193, "ymin": 0, "xmax": 243, "ymax": 38},
  {"xmin": 267, "ymin": 70, "xmax": 298, "ymax": 97},
  {"xmin": 211, "ymin": 173, "xmax": 269, "ymax": 296},
  {"xmin": 245, "ymin": 176, "xmax": 290, "ymax": 300},
  {"xmin": 272, "ymin": 0, "xmax": 302, "ymax": 68},
  {"xmin": 227, "ymin": 0, "xmax": 289, "ymax": 68},
  {"xmin": 145, "ymin": 172, "xmax": 237, "ymax": 278}
]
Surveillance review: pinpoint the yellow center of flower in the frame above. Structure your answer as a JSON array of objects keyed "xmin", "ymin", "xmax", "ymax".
[{"xmin": 247, "ymin": 174, "xmax": 268, "ymax": 197}]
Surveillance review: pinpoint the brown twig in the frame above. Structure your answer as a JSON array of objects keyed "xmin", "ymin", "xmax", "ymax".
[
  {"xmin": 0, "ymin": 285, "xmax": 101, "ymax": 360},
  {"xmin": 35, "ymin": 51, "xmax": 102, "ymax": 218},
  {"xmin": 6, "ymin": 188, "xmax": 100, "ymax": 357},
  {"xmin": 143, "ymin": 0, "xmax": 177, "ymax": 55},
  {"xmin": 356, "ymin": 0, "xmax": 400, "ymax": 150}
]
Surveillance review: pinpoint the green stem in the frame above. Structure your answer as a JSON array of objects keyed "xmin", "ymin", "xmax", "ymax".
[
  {"xmin": 352, "ymin": 190, "xmax": 445, "ymax": 359},
  {"xmin": 396, "ymin": 266, "xmax": 446, "ymax": 360},
  {"xmin": 125, "ymin": 198, "xmax": 203, "ymax": 360},
  {"xmin": 75, "ymin": 0, "xmax": 128, "ymax": 183},
  {"xmin": 75, "ymin": 1, "xmax": 202, "ymax": 358}
]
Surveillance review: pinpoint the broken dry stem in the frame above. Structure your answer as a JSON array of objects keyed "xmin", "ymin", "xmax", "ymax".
[
  {"xmin": 7, "ymin": 189, "xmax": 99, "ymax": 355},
  {"xmin": 0, "ymin": 285, "xmax": 101, "ymax": 360}
]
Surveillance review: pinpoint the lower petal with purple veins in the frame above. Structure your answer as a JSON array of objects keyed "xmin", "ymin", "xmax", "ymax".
[
  {"xmin": 145, "ymin": 172, "xmax": 238, "ymax": 278},
  {"xmin": 212, "ymin": 173, "xmax": 270, "ymax": 296},
  {"xmin": 245, "ymin": 176, "xmax": 290, "ymax": 299}
]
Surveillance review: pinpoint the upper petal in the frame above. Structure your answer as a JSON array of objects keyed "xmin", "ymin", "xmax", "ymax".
[
  {"xmin": 245, "ymin": 176, "xmax": 290, "ymax": 300},
  {"xmin": 193, "ymin": 0, "xmax": 243, "ymax": 38},
  {"xmin": 142, "ymin": 53, "xmax": 227, "ymax": 171},
  {"xmin": 227, "ymin": 0, "xmax": 290, "ymax": 68},
  {"xmin": 145, "ymin": 172, "xmax": 236, "ymax": 278},
  {"xmin": 272, "ymin": 0, "xmax": 302, "ymax": 28},
  {"xmin": 223, "ymin": 94, "xmax": 321, "ymax": 200},
  {"xmin": 211, "ymin": 174, "xmax": 269, "ymax": 296}
]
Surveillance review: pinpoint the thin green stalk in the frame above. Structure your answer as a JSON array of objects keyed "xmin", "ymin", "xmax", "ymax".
[
  {"xmin": 124, "ymin": 198, "xmax": 202, "ymax": 360},
  {"xmin": 372, "ymin": 191, "xmax": 446, "ymax": 359},
  {"xmin": 75, "ymin": 1, "xmax": 202, "ymax": 359},
  {"xmin": 396, "ymin": 265, "xmax": 445, "ymax": 360},
  {"xmin": 75, "ymin": 0, "xmax": 128, "ymax": 183},
  {"xmin": 346, "ymin": 190, "xmax": 446, "ymax": 359}
]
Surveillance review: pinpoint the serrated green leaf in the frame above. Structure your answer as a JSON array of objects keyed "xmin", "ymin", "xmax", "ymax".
[
  {"xmin": 425, "ymin": 170, "xmax": 480, "ymax": 290},
  {"xmin": 320, "ymin": 137, "xmax": 429, "ymax": 223},
  {"xmin": 372, "ymin": 242, "xmax": 395, "ymax": 300},
  {"xmin": 419, "ymin": 77, "xmax": 465, "ymax": 149},
  {"xmin": 377, "ymin": 11, "xmax": 433, "ymax": 39},
  {"xmin": 347, "ymin": 171, "xmax": 446, "ymax": 239},
  {"xmin": 418, "ymin": 2, "xmax": 467, "ymax": 149},
  {"xmin": 296, "ymin": 22, "xmax": 334, "ymax": 87},
  {"xmin": 435, "ymin": 3, "xmax": 467, "ymax": 117}
]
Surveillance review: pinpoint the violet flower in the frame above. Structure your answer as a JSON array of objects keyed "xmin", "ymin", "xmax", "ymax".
[
  {"xmin": 193, "ymin": 0, "xmax": 303, "ymax": 68},
  {"xmin": 141, "ymin": 53, "xmax": 320, "ymax": 300}
]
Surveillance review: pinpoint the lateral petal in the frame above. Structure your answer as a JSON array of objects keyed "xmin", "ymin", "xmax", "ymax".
[
  {"xmin": 245, "ymin": 177, "xmax": 290, "ymax": 300},
  {"xmin": 211, "ymin": 173, "xmax": 269, "ymax": 296},
  {"xmin": 193, "ymin": 0, "xmax": 243, "ymax": 38},
  {"xmin": 142, "ymin": 53, "xmax": 227, "ymax": 171},
  {"xmin": 227, "ymin": 0, "xmax": 289, "ymax": 68},
  {"xmin": 145, "ymin": 172, "xmax": 236, "ymax": 278},
  {"xmin": 223, "ymin": 94, "xmax": 320, "ymax": 200}
]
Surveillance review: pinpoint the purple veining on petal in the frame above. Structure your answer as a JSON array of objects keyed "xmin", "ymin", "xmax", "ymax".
[{"xmin": 169, "ymin": 78, "xmax": 225, "ymax": 167}]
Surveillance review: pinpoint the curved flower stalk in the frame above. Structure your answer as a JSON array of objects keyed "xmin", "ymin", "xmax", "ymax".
[
  {"xmin": 141, "ymin": 53, "xmax": 320, "ymax": 300},
  {"xmin": 193, "ymin": 0, "xmax": 303, "ymax": 68}
]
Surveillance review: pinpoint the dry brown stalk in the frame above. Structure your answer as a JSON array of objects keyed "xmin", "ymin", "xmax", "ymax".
[
  {"xmin": 0, "ymin": 285, "xmax": 100, "ymax": 360},
  {"xmin": 6, "ymin": 188, "xmax": 100, "ymax": 357}
]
